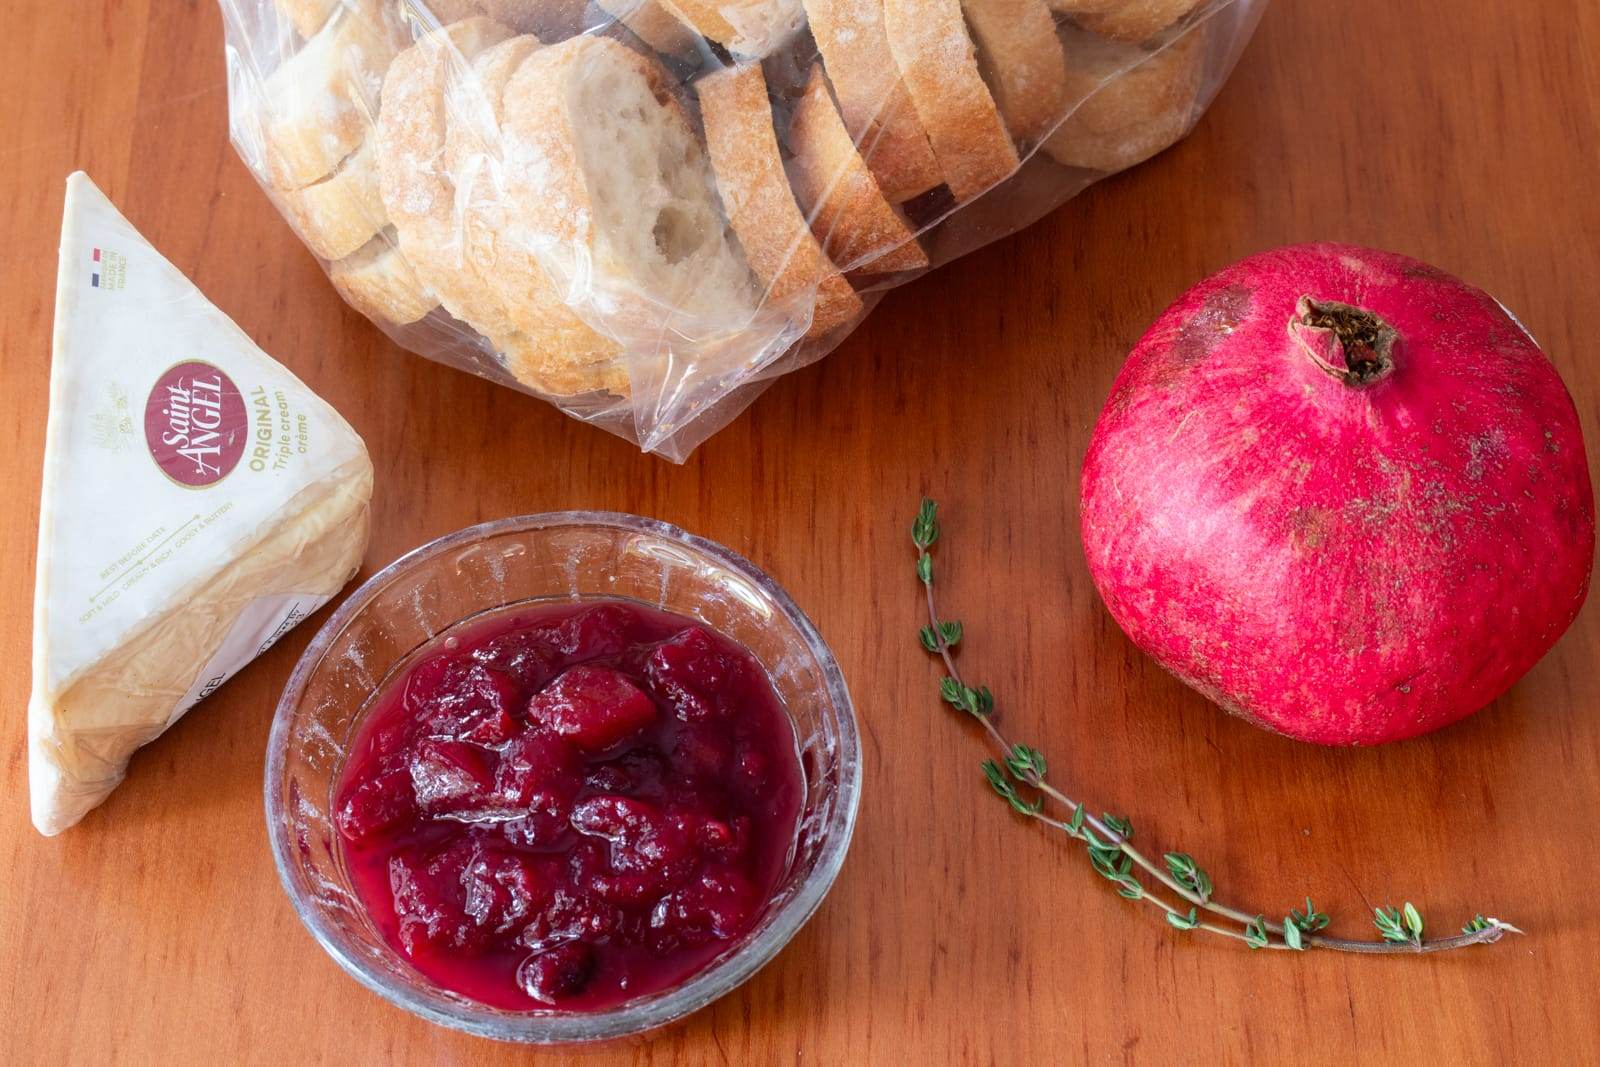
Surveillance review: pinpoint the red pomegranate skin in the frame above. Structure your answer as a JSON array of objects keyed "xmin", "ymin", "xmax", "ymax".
[{"xmin": 1080, "ymin": 243, "xmax": 1595, "ymax": 745}]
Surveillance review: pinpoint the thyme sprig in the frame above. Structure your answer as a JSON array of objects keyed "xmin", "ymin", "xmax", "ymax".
[{"xmin": 912, "ymin": 498, "xmax": 1521, "ymax": 955}]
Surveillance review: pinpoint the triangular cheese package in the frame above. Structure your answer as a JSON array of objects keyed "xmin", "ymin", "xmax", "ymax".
[{"xmin": 29, "ymin": 173, "xmax": 374, "ymax": 835}]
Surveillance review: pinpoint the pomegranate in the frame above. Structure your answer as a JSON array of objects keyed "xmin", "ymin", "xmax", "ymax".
[{"xmin": 1080, "ymin": 243, "xmax": 1595, "ymax": 745}]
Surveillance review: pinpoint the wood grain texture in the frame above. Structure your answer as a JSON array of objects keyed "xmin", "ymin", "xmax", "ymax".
[{"xmin": 3, "ymin": 0, "xmax": 1598, "ymax": 1062}]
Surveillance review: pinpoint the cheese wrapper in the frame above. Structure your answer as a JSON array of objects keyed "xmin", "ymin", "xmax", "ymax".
[{"xmin": 29, "ymin": 173, "xmax": 374, "ymax": 836}]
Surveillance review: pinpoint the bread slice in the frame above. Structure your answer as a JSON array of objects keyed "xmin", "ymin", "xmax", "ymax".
[
  {"xmin": 801, "ymin": 0, "xmax": 940, "ymax": 203},
  {"xmin": 497, "ymin": 295, "xmax": 631, "ymax": 397},
  {"xmin": 500, "ymin": 35, "xmax": 757, "ymax": 343},
  {"xmin": 443, "ymin": 34, "xmax": 544, "ymax": 185},
  {"xmin": 1042, "ymin": 25, "xmax": 1204, "ymax": 171},
  {"xmin": 961, "ymin": 0, "xmax": 1069, "ymax": 144},
  {"xmin": 594, "ymin": 0, "xmax": 700, "ymax": 54},
  {"xmin": 281, "ymin": 137, "xmax": 387, "ymax": 260},
  {"xmin": 658, "ymin": 0, "xmax": 805, "ymax": 57},
  {"xmin": 698, "ymin": 64, "xmax": 861, "ymax": 338},
  {"xmin": 263, "ymin": 1, "xmax": 401, "ymax": 190},
  {"xmin": 329, "ymin": 228, "xmax": 438, "ymax": 324},
  {"xmin": 274, "ymin": 0, "xmax": 339, "ymax": 39},
  {"xmin": 882, "ymin": 0, "xmax": 1020, "ymax": 201},
  {"xmin": 1075, "ymin": 0, "xmax": 1204, "ymax": 41},
  {"xmin": 424, "ymin": 0, "xmax": 589, "ymax": 39},
  {"xmin": 377, "ymin": 18, "xmax": 522, "ymax": 344},
  {"xmin": 786, "ymin": 66, "xmax": 926, "ymax": 275},
  {"xmin": 1043, "ymin": 0, "xmax": 1122, "ymax": 12},
  {"xmin": 445, "ymin": 35, "xmax": 629, "ymax": 397}
]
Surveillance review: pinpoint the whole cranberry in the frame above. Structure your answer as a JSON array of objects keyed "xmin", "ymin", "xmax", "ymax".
[
  {"xmin": 471, "ymin": 630, "xmax": 561, "ymax": 691},
  {"xmin": 518, "ymin": 942, "xmax": 595, "ymax": 1004}
]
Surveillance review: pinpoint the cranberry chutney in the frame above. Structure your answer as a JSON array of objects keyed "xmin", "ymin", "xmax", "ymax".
[{"xmin": 333, "ymin": 599, "xmax": 804, "ymax": 1012}]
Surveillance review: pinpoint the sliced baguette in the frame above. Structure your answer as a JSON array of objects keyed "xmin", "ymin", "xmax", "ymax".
[
  {"xmin": 281, "ymin": 137, "xmax": 387, "ymax": 260},
  {"xmin": 801, "ymin": 0, "xmax": 940, "ymax": 203},
  {"xmin": 594, "ymin": 0, "xmax": 700, "ymax": 55},
  {"xmin": 1042, "ymin": 25, "xmax": 1204, "ymax": 171},
  {"xmin": 424, "ymin": 0, "xmax": 589, "ymax": 39},
  {"xmin": 443, "ymin": 34, "xmax": 544, "ymax": 184},
  {"xmin": 497, "ymin": 293, "xmax": 631, "ymax": 397},
  {"xmin": 448, "ymin": 35, "xmax": 629, "ymax": 397},
  {"xmin": 658, "ymin": 0, "xmax": 805, "ymax": 57},
  {"xmin": 263, "ymin": 1, "xmax": 401, "ymax": 190},
  {"xmin": 698, "ymin": 64, "xmax": 861, "ymax": 338},
  {"xmin": 330, "ymin": 228, "xmax": 438, "ymax": 325},
  {"xmin": 1075, "ymin": 0, "xmax": 1204, "ymax": 41},
  {"xmin": 961, "ymin": 0, "xmax": 1068, "ymax": 143},
  {"xmin": 500, "ymin": 35, "xmax": 757, "ymax": 341},
  {"xmin": 786, "ymin": 65, "xmax": 926, "ymax": 275},
  {"xmin": 274, "ymin": 0, "xmax": 339, "ymax": 39},
  {"xmin": 377, "ymin": 18, "xmax": 524, "ymax": 345},
  {"xmin": 882, "ymin": 0, "xmax": 1019, "ymax": 201}
]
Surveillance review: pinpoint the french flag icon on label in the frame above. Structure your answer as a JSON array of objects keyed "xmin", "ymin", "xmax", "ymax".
[{"xmin": 91, "ymin": 247, "xmax": 101, "ymax": 288}]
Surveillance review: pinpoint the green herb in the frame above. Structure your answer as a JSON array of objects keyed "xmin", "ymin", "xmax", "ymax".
[
  {"xmin": 1290, "ymin": 898, "xmax": 1330, "ymax": 932},
  {"xmin": 911, "ymin": 498, "xmax": 1521, "ymax": 956}
]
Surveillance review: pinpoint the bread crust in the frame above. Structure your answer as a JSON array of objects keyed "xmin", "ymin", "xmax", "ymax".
[
  {"xmin": 658, "ymin": 0, "xmax": 805, "ymax": 56},
  {"xmin": 698, "ymin": 64, "xmax": 862, "ymax": 339},
  {"xmin": 378, "ymin": 19, "xmax": 525, "ymax": 340},
  {"xmin": 801, "ymin": 0, "xmax": 940, "ymax": 203},
  {"xmin": 264, "ymin": 2, "xmax": 401, "ymax": 190},
  {"xmin": 786, "ymin": 65, "xmax": 926, "ymax": 275},
  {"xmin": 282, "ymin": 137, "xmax": 387, "ymax": 260},
  {"xmin": 330, "ymin": 228, "xmax": 438, "ymax": 324},
  {"xmin": 424, "ymin": 0, "xmax": 590, "ymax": 39},
  {"xmin": 444, "ymin": 34, "xmax": 543, "ymax": 187},
  {"xmin": 1043, "ymin": 0, "xmax": 1122, "ymax": 12},
  {"xmin": 1042, "ymin": 25, "xmax": 1204, "ymax": 171},
  {"xmin": 1077, "ymin": 0, "xmax": 1204, "ymax": 41},
  {"xmin": 458, "ymin": 36, "xmax": 627, "ymax": 396},
  {"xmin": 960, "ymin": 0, "xmax": 1068, "ymax": 143},
  {"xmin": 882, "ymin": 0, "xmax": 1019, "ymax": 201},
  {"xmin": 595, "ymin": 0, "xmax": 700, "ymax": 54}
]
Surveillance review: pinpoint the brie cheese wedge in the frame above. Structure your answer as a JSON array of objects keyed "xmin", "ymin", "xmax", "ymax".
[{"xmin": 29, "ymin": 172, "xmax": 374, "ymax": 835}]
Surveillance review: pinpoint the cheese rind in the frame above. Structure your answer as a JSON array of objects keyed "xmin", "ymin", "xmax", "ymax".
[{"xmin": 29, "ymin": 173, "xmax": 374, "ymax": 836}]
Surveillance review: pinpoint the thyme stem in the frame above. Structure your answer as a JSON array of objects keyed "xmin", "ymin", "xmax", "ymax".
[{"xmin": 912, "ymin": 499, "xmax": 1517, "ymax": 955}]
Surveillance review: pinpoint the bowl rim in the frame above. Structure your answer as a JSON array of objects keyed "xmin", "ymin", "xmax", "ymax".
[{"xmin": 264, "ymin": 511, "xmax": 861, "ymax": 1044}]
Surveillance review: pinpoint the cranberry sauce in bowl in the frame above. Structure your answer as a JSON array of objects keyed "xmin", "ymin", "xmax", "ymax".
[
  {"xmin": 334, "ymin": 599, "xmax": 804, "ymax": 1013},
  {"xmin": 267, "ymin": 513, "xmax": 858, "ymax": 1043}
]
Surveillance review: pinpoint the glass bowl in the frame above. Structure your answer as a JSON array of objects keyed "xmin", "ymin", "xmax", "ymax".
[{"xmin": 264, "ymin": 513, "xmax": 860, "ymax": 1043}]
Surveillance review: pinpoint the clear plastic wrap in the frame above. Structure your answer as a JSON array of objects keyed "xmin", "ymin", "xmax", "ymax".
[{"xmin": 219, "ymin": 0, "xmax": 1267, "ymax": 459}]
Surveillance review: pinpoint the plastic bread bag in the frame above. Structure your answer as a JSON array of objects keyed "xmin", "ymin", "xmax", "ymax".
[{"xmin": 218, "ymin": 0, "xmax": 1267, "ymax": 460}]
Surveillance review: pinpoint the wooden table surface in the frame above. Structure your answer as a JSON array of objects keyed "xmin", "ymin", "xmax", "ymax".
[{"xmin": 4, "ymin": 1, "xmax": 1598, "ymax": 1063}]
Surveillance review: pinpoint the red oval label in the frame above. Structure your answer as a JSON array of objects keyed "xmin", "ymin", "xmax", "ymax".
[{"xmin": 144, "ymin": 361, "xmax": 247, "ymax": 487}]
